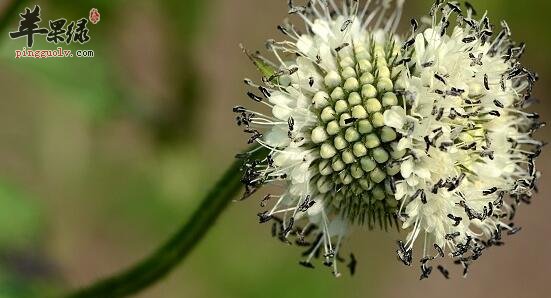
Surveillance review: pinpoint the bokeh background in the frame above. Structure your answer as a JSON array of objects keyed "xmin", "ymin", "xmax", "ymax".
[{"xmin": 0, "ymin": 0, "xmax": 549, "ymax": 297}]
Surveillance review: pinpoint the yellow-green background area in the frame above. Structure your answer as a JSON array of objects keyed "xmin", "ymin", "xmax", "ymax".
[{"xmin": 0, "ymin": 0, "xmax": 549, "ymax": 297}]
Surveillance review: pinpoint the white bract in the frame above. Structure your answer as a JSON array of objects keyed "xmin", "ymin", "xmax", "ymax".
[{"xmin": 235, "ymin": 0, "xmax": 542, "ymax": 278}]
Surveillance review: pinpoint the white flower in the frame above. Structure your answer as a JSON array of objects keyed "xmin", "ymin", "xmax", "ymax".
[
  {"xmin": 394, "ymin": 1, "xmax": 542, "ymax": 278},
  {"xmin": 235, "ymin": 0, "xmax": 543, "ymax": 278}
]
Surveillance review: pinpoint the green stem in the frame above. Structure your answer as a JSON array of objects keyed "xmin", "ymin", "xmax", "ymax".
[
  {"xmin": 65, "ymin": 147, "xmax": 266, "ymax": 298},
  {"xmin": 0, "ymin": 0, "xmax": 27, "ymax": 43}
]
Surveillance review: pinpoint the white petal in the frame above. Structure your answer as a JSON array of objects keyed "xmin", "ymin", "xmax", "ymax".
[
  {"xmin": 401, "ymin": 158, "xmax": 414, "ymax": 178},
  {"xmin": 272, "ymin": 105, "xmax": 291, "ymax": 120},
  {"xmin": 395, "ymin": 181, "xmax": 408, "ymax": 201},
  {"xmin": 383, "ymin": 106, "xmax": 407, "ymax": 129},
  {"xmin": 269, "ymin": 93, "xmax": 293, "ymax": 107},
  {"xmin": 397, "ymin": 137, "xmax": 412, "ymax": 151}
]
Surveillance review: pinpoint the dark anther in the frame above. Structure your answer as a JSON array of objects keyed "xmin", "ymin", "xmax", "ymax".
[
  {"xmin": 434, "ymin": 244, "xmax": 444, "ymax": 257},
  {"xmin": 527, "ymin": 112, "xmax": 540, "ymax": 119},
  {"xmin": 448, "ymin": 87, "xmax": 465, "ymax": 97},
  {"xmin": 422, "ymin": 61, "xmax": 434, "ymax": 68},
  {"xmin": 434, "ymin": 73, "xmax": 447, "ymax": 84},
  {"xmin": 436, "ymin": 108, "xmax": 444, "ymax": 121},
  {"xmin": 288, "ymin": 66, "xmax": 299, "ymax": 75},
  {"xmin": 439, "ymin": 141, "xmax": 453, "ymax": 152},
  {"xmin": 288, "ymin": 5, "xmax": 306, "ymax": 15},
  {"xmin": 447, "ymin": 2, "xmax": 461, "ymax": 13},
  {"xmin": 345, "ymin": 117, "xmax": 358, "ymax": 125},
  {"xmin": 432, "ymin": 179, "xmax": 444, "ymax": 194},
  {"xmin": 462, "ymin": 262, "xmax": 470, "ymax": 277},
  {"xmin": 480, "ymin": 149, "xmax": 495, "ymax": 160},
  {"xmin": 396, "ymin": 57, "xmax": 412, "ymax": 65},
  {"xmin": 462, "ymin": 36, "xmax": 476, "ymax": 43},
  {"xmin": 259, "ymin": 86, "xmax": 271, "ymax": 98},
  {"xmin": 482, "ymin": 16, "xmax": 490, "ymax": 29},
  {"xmin": 247, "ymin": 92, "xmax": 263, "ymax": 102},
  {"xmin": 288, "ymin": 117, "xmax": 295, "ymax": 131},
  {"xmin": 483, "ymin": 187, "xmax": 498, "ymax": 196},
  {"xmin": 445, "ymin": 232, "xmax": 461, "ymax": 240},
  {"xmin": 341, "ymin": 19, "xmax": 353, "ymax": 32},
  {"xmin": 493, "ymin": 192, "xmax": 505, "ymax": 208},
  {"xmin": 324, "ymin": 249, "xmax": 335, "ymax": 259},
  {"xmin": 507, "ymin": 226, "xmax": 522, "ymax": 235},
  {"xmin": 420, "ymin": 256, "xmax": 434, "ymax": 264},
  {"xmin": 421, "ymin": 190, "xmax": 427, "ymax": 204},
  {"xmin": 277, "ymin": 25, "xmax": 289, "ymax": 36},
  {"xmin": 233, "ymin": 106, "xmax": 246, "ymax": 113},
  {"xmin": 463, "ymin": 18, "xmax": 476, "ymax": 29},
  {"xmin": 411, "ymin": 19, "xmax": 419, "ymax": 31},
  {"xmin": 335, "ymin": 42, "xmax": 350, "ymax": 52},
  {"xmin": 257, "ymin": 211, "xmax": 272, "ymax": 223},
  {"xmin": 266, "ymin": 154, "xmax": 274, "ymax": 166},
  {"xmin": 448, "ymin": 173, "xmax": 466, "ymax": 191},
  {"xmin": 460, "ymin": 142, "xmax": 477, "ymax": 150},
  {"xmin": 281, "ymin": 217, "xmax": 295, "ymax": 237},
  {"xmin": 424, "ymin": 136, "xmax": 432, "ymax": 152},
  {"xmin": 481, "ymin": 29, "xmax": 493, "ymax": 39},
  {"xmin": 299, "ymin": 260, "xmax": 315, "ymax": 269},
  {"xmin": 528, "ymin": 159, "xmax": 536, "ymax": 176},
  {"xmin": 484, "ymin": 74, "xmax": 490, "ymax": 90},
  {"xmin": 348, "ymin": 253, "xmax": 357, "ymax": 275},
  {"xmin": 432, "ymin": 128, "xmax": 444, "ymax": 140},
  {"xmin": 411, "ymin": 189, "xmax": 424, "ymax": 201},
  {"xmin": 447, "ymin": 214, "xmax": 462, "ymax": 227},
  {"xmin": 260, "ymin": 194, "xmax": 272, "ymax": 207},
  {"xmin": 403, "ymin": 38, "xmax": 415, "ymax": 50},
  {"xmin": 245, "ymin": 129, "xmax": 263, "ymax": 144},
  {"xmin": 437, "ymin": 265, "xmax": 450, "ymax": 279},
  {"xmin": 420, "ymin": 263, "xmax": 433, "ymax": 280},
  {"xmin": 487, "ymin": 202, "xmax": 494, "ymax": 217},
  {"xmin": 397, "ymin": 241, "xmax": 413, "ymax": 266},
  {"xmin": 458, "ymin": 201, "xmax": 486, "ymax": 221},
  {"xmin": 298, "ymin": 195, "xmax": 315, "ymax": 212}
]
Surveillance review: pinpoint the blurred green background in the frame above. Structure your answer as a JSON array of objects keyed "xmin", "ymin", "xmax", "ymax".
[{"xmin": 0, "ymin": 0, "xmax": 549, "ymax": 297}]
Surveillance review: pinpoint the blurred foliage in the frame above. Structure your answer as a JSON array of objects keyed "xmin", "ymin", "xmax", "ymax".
[
  {"xmin": 4, "ymin": 48, "xmax": 122, "ymax": 119},
  {"xmin": 0, "ymin": 181, "xmax": 59, "ymax": 298},
  {"xmin": 0, "ymin": 181, "xmax": 41, "ymax": 250},
  {"xmin": 0, "ymin": 0, "xmax": 549, "ymax": 297}
]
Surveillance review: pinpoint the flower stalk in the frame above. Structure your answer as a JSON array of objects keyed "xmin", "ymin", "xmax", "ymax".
[{"xmin": 65, "ymin": 146, "xmax": 267, "ymax": 298}]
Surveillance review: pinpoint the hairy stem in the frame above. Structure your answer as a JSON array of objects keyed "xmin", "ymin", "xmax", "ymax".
[{"xmin": 66, "ymin": 147, "xmax": 265, "ymax": 298}]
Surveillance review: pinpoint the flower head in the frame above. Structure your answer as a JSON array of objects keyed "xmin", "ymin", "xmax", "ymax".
[{"xmin": 235, "ymin": 0, "xmax": 543, "ymax": 278}]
